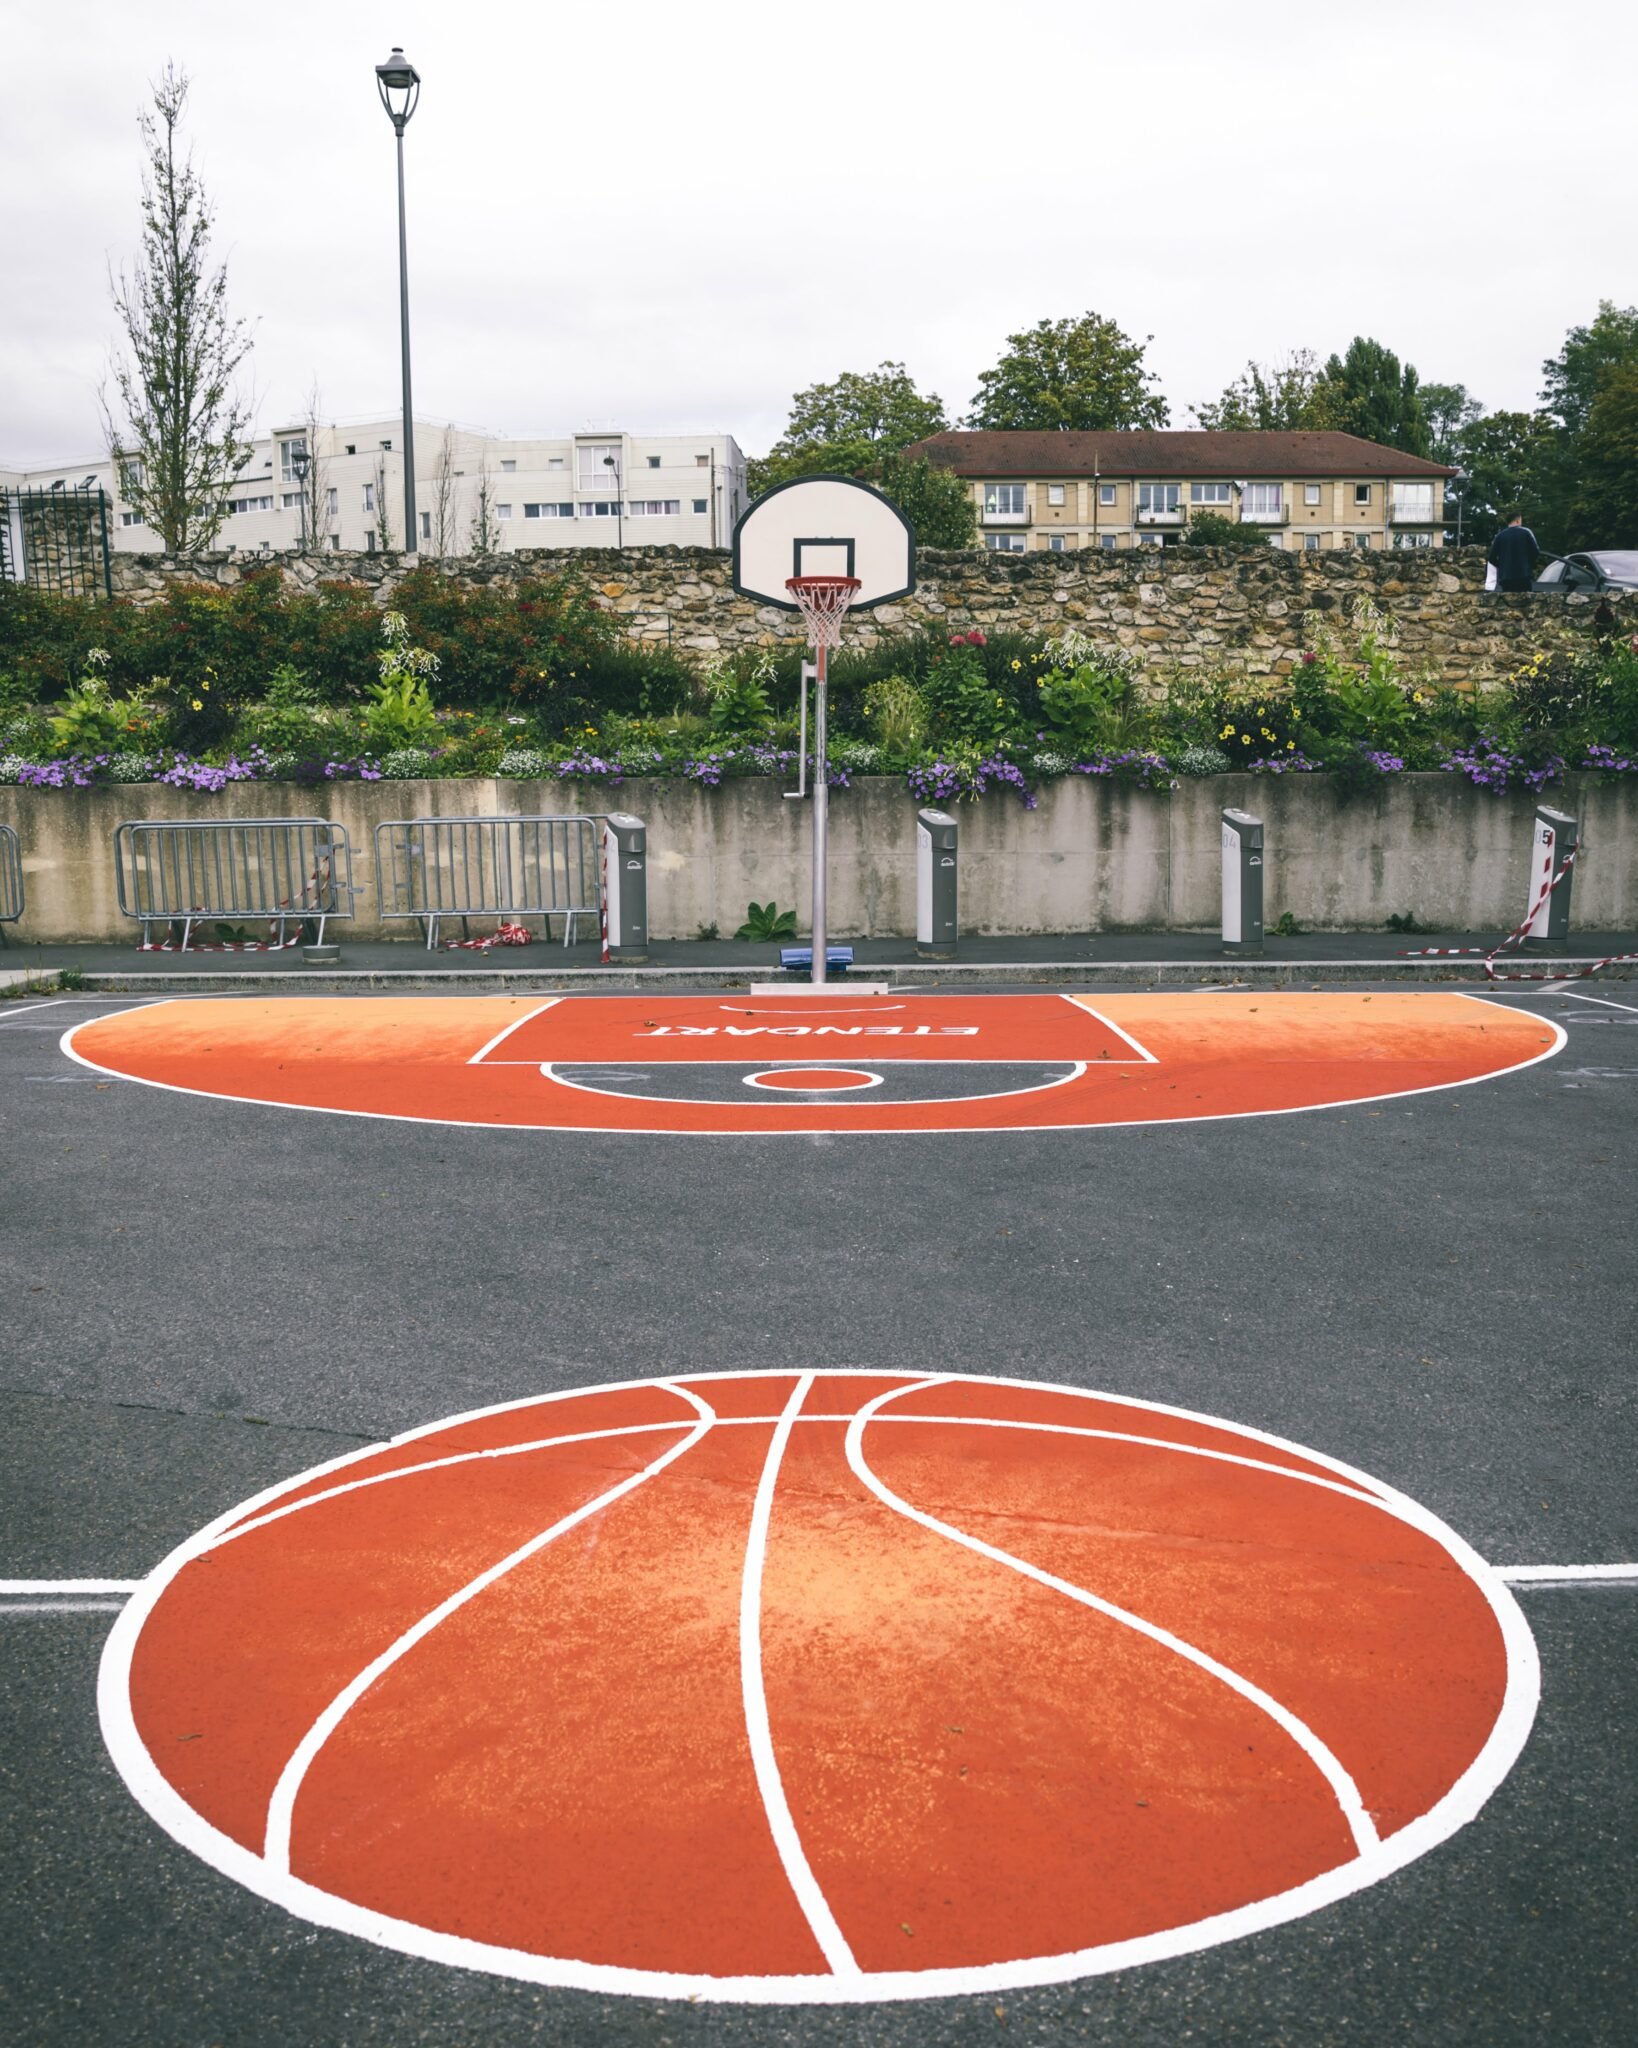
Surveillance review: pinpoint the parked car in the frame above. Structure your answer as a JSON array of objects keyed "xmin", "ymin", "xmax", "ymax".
[{"xmin": 1534, "ymin": 550, "xmax": 1638, "ymax": 593}]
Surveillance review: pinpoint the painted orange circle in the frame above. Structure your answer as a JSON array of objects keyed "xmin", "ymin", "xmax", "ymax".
[
  {"xmin": 66, "ymin": 991, "xmax": 1562, "ymax": 1135},
  {"xmin": 100, "ymin": 1370, "xmax": 1537, "ymax": 2003}
]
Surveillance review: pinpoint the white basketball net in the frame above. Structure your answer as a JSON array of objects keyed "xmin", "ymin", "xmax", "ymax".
[{"xmin": 786, "ymin": 575, "xmax": 861, "ymax": 651}]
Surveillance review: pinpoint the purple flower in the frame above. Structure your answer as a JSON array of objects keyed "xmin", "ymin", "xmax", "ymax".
[
  {"xmin": 1442, "ymin": 735, "xmax": 1563, "ymax": 794},
  {"xmin": 1248, "ymin": 752, "xmax": 1320, "ymax": 775},
  {"xmin": 1070, "ymin": 749, "xmax": 1171, "ymax": 792},
  {"xmin": 1582, "ymin": 743, "xmax": 1637, "ymax": 777}
]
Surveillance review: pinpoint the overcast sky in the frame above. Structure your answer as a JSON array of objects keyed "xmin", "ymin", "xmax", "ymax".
[{"xmin": 4, "ymin": 0, "xmax": 1634, "ymax": 468}]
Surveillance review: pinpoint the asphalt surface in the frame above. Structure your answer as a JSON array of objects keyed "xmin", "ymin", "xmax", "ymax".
[{"xmin": 1, "ymin": 984, "xmax": 1634, "ymax": 2046}]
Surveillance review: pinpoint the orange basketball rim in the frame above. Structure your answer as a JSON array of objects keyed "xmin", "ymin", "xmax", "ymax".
[{"xmin": 64, "ymin": 990, "xmax": 1563, "ymax": 1134}]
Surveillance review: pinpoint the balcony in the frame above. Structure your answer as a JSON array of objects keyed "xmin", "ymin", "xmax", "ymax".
[
  {"xmin": 1133, "ymin": 502, "xmax": 1183, "ymax": 526},
  {"xmin": 980, "ymin": 505, "xmax": 1032, "ymax": 527},
  {"xmin": 1389, "ymin": 495, "xmax": 1441, "ymax": 527},
  {"xmin": 1239, "ymin": 503, "xmax": 1289, "ymax": 527}
]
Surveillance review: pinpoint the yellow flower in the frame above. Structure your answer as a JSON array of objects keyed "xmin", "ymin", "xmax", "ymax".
[
  {"xmin": 1412, "ymin": 690, "xmax": 1425, "ymax": 703},
  {"xmin": 1010, "ymin": 658, "xmax": 1022, "ymax": 672},
  {"xmin": 190, "ymin": 698, "xmax": 203, "ymax": 710},
  {"xmin": 1242, "ymin": 735, "xmax": 1252, "ymax": 745},
  {"xmin": 1287, "ymin": 740, "xmax": 1296, "ymax": 750}
]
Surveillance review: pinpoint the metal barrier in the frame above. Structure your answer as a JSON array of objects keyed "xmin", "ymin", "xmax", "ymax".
[
  {"xmin": 0, "ymin": 823, "xmax": 22, "ymax": 942},
  {"xmin": 112, "ymin": 818, "xmax": 354, "ymax": 949},
  {"xmin": 374, "ymin": 814, "xmax": 602, "ymax": 948}
]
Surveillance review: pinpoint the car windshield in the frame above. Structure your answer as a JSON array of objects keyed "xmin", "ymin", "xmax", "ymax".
[{"xmin": 1588, "ymin": 552, "xmax": 1638, "ymax": 578}]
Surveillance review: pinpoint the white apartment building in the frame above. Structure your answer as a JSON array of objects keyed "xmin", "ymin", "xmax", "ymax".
[{"xmin": 1, "ymin": 417, "xmax": 747, "ymax": 558}]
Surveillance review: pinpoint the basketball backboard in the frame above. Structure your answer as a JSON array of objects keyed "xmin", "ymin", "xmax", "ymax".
[{"xmin": 731, "ymin": 474, "xmax": 916, "ymax": 611}]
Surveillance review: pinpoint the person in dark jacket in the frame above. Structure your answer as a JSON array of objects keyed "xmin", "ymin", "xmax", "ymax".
[{"xmin": 1488, "ymin": 510, "xmax": 1539, "ymax": 592}]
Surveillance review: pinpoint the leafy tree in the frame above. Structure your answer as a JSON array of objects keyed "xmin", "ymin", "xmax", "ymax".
[
  {"xmin": 1448, "ymin": 410, "xmax": 1552, "ymax": 546},
  {"xmin": 868, "ymin": 452, "xmax": 976, "ymax": 548},
  {"xmin": 101, "ymin": 63, "xmax": 256, "ymax": 555},
  {"xmin": 751, "ymin": 362, "xmax": 948, "ymax": 494},
  {"xmin": 1540, "ymin": 300, "xmax": 1638, "ymax": 437},
  {"xmin": 966, "ymin": 311, "xmax": 1169, "ymax": 432},
  {"xmin": 1419, "ymin": 382, "xmax": 1483, "ymax": 464},
  {"xmin": 1180, "ymin": 510, "xmax": 1270, "ymax": 548},
  {"xmin": 1316, "ymin": 337, "xmax": 1430, "ymax": 455},
  {"xmin": 1190, "ymin": 350, "xmax": 1346, "ymax": 432},
  {"xmin": 1578, "ymin": 363, "xmax": 1638, "ymax": 543}
]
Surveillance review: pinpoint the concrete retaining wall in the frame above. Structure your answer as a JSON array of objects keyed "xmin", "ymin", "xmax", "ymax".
[{"xmin": 4, "ymin": 775, "xmax": 1632, "ymax": 946}]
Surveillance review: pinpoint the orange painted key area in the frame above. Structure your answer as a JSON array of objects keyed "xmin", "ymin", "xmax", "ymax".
[
  {"xmin": 68, "ymin": 990, "xmax": 1560, "ymax": 1134},
  {"xmin": 106, "ymin": 1370, "xmax": 1533, "ymax": 2001}
]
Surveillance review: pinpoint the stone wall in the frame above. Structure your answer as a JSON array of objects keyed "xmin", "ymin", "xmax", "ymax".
[
  {"xmin": 109, "ymin": 544, "xmax": 1635, "ymax": 684},
  {"xmin": 6, "ymin": 773, "xmax": 1632, "ymax": 945}
]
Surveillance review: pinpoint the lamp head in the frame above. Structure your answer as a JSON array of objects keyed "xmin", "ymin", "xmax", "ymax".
[{"xmin": 375, "ymin": 47, "xmax": 421, "ymax": 131}]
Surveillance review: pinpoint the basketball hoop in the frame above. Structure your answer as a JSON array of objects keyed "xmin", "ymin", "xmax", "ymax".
[{"xmin": 786, "ymin": 574, "xmax": 861, "ymax": 651}]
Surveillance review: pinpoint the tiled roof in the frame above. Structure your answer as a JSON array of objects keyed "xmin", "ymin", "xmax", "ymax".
[{"xmin": 907, "ymin": 430, "xmax": 1455, "ymax": 480}]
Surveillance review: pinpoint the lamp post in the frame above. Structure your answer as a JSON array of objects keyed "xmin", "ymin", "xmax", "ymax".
[
  {"xmin": 291, "ymin": 445, "xmax": 311, "ymax": 552},
  {"xmin": 375, "ymin": 46, "xmax": 421, "ymax": 553},
  {"xmin": 603, "ymin": 451, "xmax": 623, "ymax": 548}
]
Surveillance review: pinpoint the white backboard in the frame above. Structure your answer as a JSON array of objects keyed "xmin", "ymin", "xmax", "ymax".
[{"xmin": 731, "ymin": 474, "xmax": 916, "ymax": 611}]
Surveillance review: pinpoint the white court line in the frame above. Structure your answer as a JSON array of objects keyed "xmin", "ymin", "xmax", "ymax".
[
  {"xmin": 0, "ymin": 999, "xmax": 72, "ymax": 1025},
  {"xmin": 0, "ymin": 1579, "xmax": 141, "ymax": 1594},
  {"xmin": 1496, "ymin": 1563, "xmax": 1638, "ymax": 1583},
  {"xmin": 738, "ymin": 1373, "xmax": 860, "ymax": 1977},
  {"xmin": 846, "ymin": 1377, "xmax": 1380, "ymax": 1857},
  {"xmin": 465, "ymin": 997, "xmax": 563, "ymax": 1066},
  {"xmin": 261, "ymin": 1381, "xmax": 715, "ymax": 1875},
  {"xmin": 1562, "ymin": 992, "xmax": 1638, "ymax": 1017},
  {"xmin": 1061, "ymin": 993, "xmax": 1160, "ymax": 1063},
  {"xmin": 1, "ymin": 1598, "xmax": 129, "ymax": 1613}
]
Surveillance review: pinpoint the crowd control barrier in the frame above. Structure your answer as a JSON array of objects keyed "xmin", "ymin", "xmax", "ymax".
[
  {"xmin": 1221, "ymin": 808, "xmax": 1264, "ymax": 957},
  {"xmin": 375, "ymin": 814, "xmax": 602, "ymax": 950},
  {"xmin": 113, "ymin": 818, "xmax": 353, "ymax": 950},
  {"xmin": 916, "ymin": 807, "xmax": 959, "ymax": 958},
  {"xmin": 0, "ymin": 823, "xmax": 21, "ymax": 942}
]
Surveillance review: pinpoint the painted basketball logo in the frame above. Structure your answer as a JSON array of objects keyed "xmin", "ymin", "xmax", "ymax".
[
  {"xmin": 102, "ymin": 1370, "xmax": 1537, "ymax": 2003},
  {"xmin": 66, "ymin": 991, "xmax": 1563, "ymax": 1134}
]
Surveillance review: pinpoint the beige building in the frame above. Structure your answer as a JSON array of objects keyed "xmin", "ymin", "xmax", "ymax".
[
  {"xmin": 908, "ymin": 430, "xmax": 1454, "ymax": 553},
  {"xmin": 1, "ymin": 418, "xmax": 747, "ymax": 559}
]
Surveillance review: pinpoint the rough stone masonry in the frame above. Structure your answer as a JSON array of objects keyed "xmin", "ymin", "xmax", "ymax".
[{"xmin": 109, "ymin": 544, "xmax": 1636, "ymax": 683}]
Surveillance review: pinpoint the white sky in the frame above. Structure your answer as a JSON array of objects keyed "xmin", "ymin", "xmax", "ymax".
[{"xmin": 3, "ymin": 0, "xmax": 1634, "ymax": 468}]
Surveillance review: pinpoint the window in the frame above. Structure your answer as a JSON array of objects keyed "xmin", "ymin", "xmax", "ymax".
[
  {"xmin": 119, "ymin": 510, "xmax": 145, "ymax": 528},
  {"xmin": 1304, "ymin": 483, "xmax": 1323, "ymax": 506},
  {"xmin": 628, "ymin": 499, "xmax": 681, "ymax": 517},
  {"xmin": 547, "ymin": 456, "xmax": 565, "ymax": 469},
  {"xmin": 1303, "ymin": 532, "xmax": 1322, "ymax": 551},
  {"xmin": 278, "ymin": 438, "xmax": 307, "ymax": 482},
  {"xmin": 647, "ymin": 455, "xmax": 661, "ymax": 469},
  {"xmin": 495, "ymin": 503, "xmax": 512, "ymax": 521},
  {"xmin": 225, "ymin": 494, "xmax": 274, "ymax": 515},
  {"xmin": 1267, "ymin": 533, "xmax": 1284, "ymax": 548},
  {"xmin": 344, "ymin": 443, "xmax": 356, "ymax": 455},
  {"xmin": 982, "ymin": 482, "xmax": 1027, "ymax": 520},
  {"xmin": 1137, "ymin": 531, "xmax": 1165, "ymax": 547},
  {"xmin": 363, "ymin": 482, "xmax": 376, "ymax": 512},
  {"xmin": 420, "ymin": 511, "xmax": 432, "ymax": 541},
  {"xmin": 1137, "ymin": 483, "xmax": 1180, "ymax": 515},
  {"xmin": 281, "ymin": 492, "xmax": 302, "ymax": 510},
  {"xmin": 1098, "ymin": 483, "xmax": 1116, "ymax": 506},
  {"xmin": 1047, "ymin": 482, "xmax": 1065, "ymax": 506},
  {"xmin": 1241, "ymin": 482, "xmax": 1283, "ymax": 518},
  {"xmin": 1047, "ymin": 533, "xmax": 1068, "ymax": 551},
  {"xmin": 1098, "ymin": 532, "xmax": 1118, "ymax": 550},
  {"xmin": 577, "ymin": 442, "xmax": 620, "ymax": 490},
  {"xmin": 365, "ymin": 531, "xmax": 377, "ymax": 554},
  {"xmin": 1354, "ymin": 483, "xmax": 1372, "ymax": 507},
  {"xmin": 579, "ymin": 500, "xmax": 620, "ymax": 517},
  {"xmin": 1190, "ymin": 481, "xmax": 1231, "ymax": 505},
  {"xmin": 524, "ymin": 502, "xmax": 575, "ymax": 519},
  {"xmin": 501, "ymin": 459, "xmax": 516, "ymax": 473},
  {"xmin": 1392, "ymin": 482, "xmax": 1435, "ymax": 523},
  {"xmin": 327, "ymin": 488, "xmax": 338, "ymax": 517},
  {"xmin": 1393, "ymin": 531, "xmax": 1434, "ymax": 549},
  {"xmin": 695, "ymin": 454, "xmax": 710, "ymax": 467},
  {"xmin": 984, "ymin": 532, "xmax": 1026, "ymax": 552},
  {"xmin": 692, "ymin": 498, "xmax": 708, "ymax": 514},
  {"xmin": 380, "ymin": 439, "xmax": 392, "ymax": 452},
  {"xmin": 1355, "ymin": 533, "xmax": 1371, "ymax": 550},
  {"xmin": 327, "ymin": 533, "xmax": 341, "ymax": 551}
]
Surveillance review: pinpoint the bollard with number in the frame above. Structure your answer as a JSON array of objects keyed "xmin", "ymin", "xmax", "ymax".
[
  {"xmin": 1221, "ymin": 808, "xmax": 1264, "ymax": 957},
  {"xmin": 602, "ymin": 813, "xmax": 648, "ymax": 963},
  {"xmin": 1524, "ymin": 805, "xmax": 1578, "ymax": 949},
  {"xmin": 916, "ymin": 808, "xmax": 959, "ymax": 959}
]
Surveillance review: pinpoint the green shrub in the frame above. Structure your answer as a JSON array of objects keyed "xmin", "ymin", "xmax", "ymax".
[
  {"xmin": 861, "ymin": 675, "xmax": 927, "ymax": 757},
  {"xmin": 1182, "ymin": 511, "xmax": 1271, "ymax": 549},
  {"xmin": 1036, "ymin": 634, "xmax": 1145, "ymax": 753}
]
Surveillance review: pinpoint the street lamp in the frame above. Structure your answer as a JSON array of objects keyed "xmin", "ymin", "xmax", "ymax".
[
  {"xmin": 375, "ymin": 46, "xmax": 421, "ymax": 553},
  {"xmin": 603, "ymin": 452, "xmax": 623, "ymax": 547},
  {"xmin": 291, "ymin": 445, "xmax": 311, "ymax": 552}
]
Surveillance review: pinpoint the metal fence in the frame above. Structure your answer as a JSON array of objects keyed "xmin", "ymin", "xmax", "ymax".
[
  {"xmin": 374, "ymin": 814, "xmax": 602, "ymax": 948},
  {"xmin": 1, "ymin": 485, "xmax": 113, "ymax": 600},
  {"xmin": 0, "ymin": 824, "xmax": 22, "ymax": 941},
  {"xmin": 112, "ymin": 819, "xmax": 354, "ymax": 949}
]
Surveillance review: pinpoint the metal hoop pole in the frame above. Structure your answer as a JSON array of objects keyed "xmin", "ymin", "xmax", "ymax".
[{"xmin": 811, "ymin": 641, "xmax": 828, "ymax": 984}]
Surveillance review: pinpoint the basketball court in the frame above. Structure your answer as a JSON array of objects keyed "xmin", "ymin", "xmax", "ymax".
[{"xmin": 3, "ymin": 476, "xmax": 1634, "ymax": 2043}]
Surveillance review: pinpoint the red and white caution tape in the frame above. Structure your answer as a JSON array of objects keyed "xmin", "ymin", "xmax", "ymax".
[
  {"xmin": 1401, "ymin": 841, "xmax": 1638, "ymax": 981},
  {"xmin": 599, "ymin": 828, "xmax": 610, "ymax": 966},
  {"xmin": 442, "ymin": 922, "xmax": 534, "ymax": 952},
  {"xmin": 139, "ymin": 858, "xmax": 335, "ymax": 952}
]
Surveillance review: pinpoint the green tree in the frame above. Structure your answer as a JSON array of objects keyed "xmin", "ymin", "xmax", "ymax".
[
  {"xmin": 1419, "ymin": 382, "xmax": 1483, "ymax": 463},
  {"xmin": 1540, "ymin": 300, "xmax": 1638, "ymax": 437},
  {"xmin": 1578, "ymin": 363, "xmax": 1638, "ymax": 543},
  {"xmin": 751, "ymin": 361, "xmax": 948, "ymax": 494},
  {"xmin": 966, "ymin": 311, "xmax": 1169, "ymax": 432},
  {"xmin": 1190, "ymin": 349, "xmax": 1346, "ymax": 431},
  {"xmin": 100, "ymin": 63, "xmax": 256, "ymax": 555},
  {"xmin": 869, "ymin": 451, "xmax": 977, "ymax": 548},
  {"xmin": 1316, "ymin": 337, "xmax": 1431, "ymax": 455},
  {"xmin": 1180, "ymin": 510, "xmax": 1271, "ymax": 549},
  {"xmin": 1449, "ymin": 410, "xmax": 1551, "ymax": 546}
]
